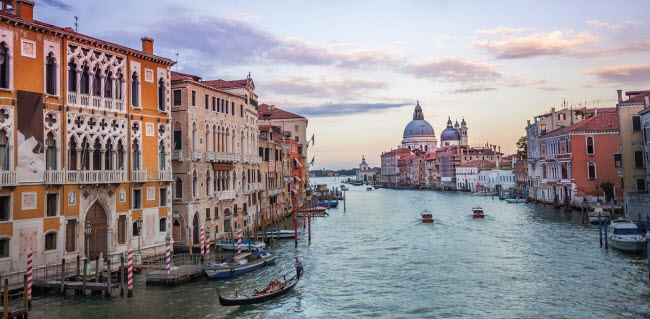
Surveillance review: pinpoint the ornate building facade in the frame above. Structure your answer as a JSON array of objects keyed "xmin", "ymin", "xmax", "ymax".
[{"xmin": 401, "ymin": 101, "xmax": 437, "ymax": 152}]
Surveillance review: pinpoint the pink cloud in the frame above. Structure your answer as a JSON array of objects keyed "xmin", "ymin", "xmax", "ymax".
[
  {"xmin": 263, "ymin": 77, "xmax": 386, "ymax": 99},
  {"xmin": 404, "ymin": 58, "xmax": 501, "ymax": 82},
  {"xmin": 474, "ymin": 30, "xmax": 597, "ymax": 59},
  {"xmin": 586, "ymin": 19, "xmax": 645, "ymax": 30},
  {"xmin": 587, "ymin": 64, "xmax": 650, "ymax": 83}
]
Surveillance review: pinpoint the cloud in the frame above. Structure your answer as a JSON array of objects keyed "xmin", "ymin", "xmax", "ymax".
[
  {"xmin": 587, "ymin": 64, "xmax": 650, "ymax": 83},
  {"xmin": 538, "ymin": 86, "xmax": 566, "ymax": 91},
  {"xmin": 475, "ymin": 26, "xmax": 532, "ymax": 35},
  {"xmin": 449, "ymin": 87, "xmax": 497, "ymax": 94},
  {"xmin": 266, "ymin": 40, "xmax": 402, "ymax": 68},
  {"xmin": 404, "ymin": 58, "xmax": 501, "ymax": 82},
  {"xmin": 474, "ymin": 30, "xmax": 597, "ymax": 59},
  {"xmin": 504, "ymin": 78, "xmax": 546, "ymax": 87},
  {"xmin": 586, "ymin": 20, "xmax": 645, "ymax": 30},
  {"xmin": 40, "ymin": 0, "xmax": 72, "ymax": 10},
  {"xmin": 263, "ymin": 77, "xmax": 386, "ymax": 99},
  {"xmin": 285, "ymin": 102, "xmax": 411, "ymax": 117}
]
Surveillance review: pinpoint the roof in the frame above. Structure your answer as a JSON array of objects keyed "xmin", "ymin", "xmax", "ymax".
[
  {"xmin": 621, "ymin": 90, "xmax": 650, "ymax": 104},
  {"xmin": 0, "ymin": 9, "xmax": 174, "ymax": 65},
  {"xmin": 258, "ymin": 104, "xmax": 305, "ymax": 120},
  {"xmin": 459, "ymin": 160, "xmax": 495, "ymax": 168},
  {"xmin": 545, "ymin": 112, "xmax": 619, "ymax": 137},
  {"xmin": 578, "ymin": 107, "xmax": 616, "ymax": 114},
  {"xmin": 202, "ymin": 78, "xmax": 254, "ymax": 90},
  {"xmin": 171, "ymin": 71, "xmax": 201, "ymax": 82}
]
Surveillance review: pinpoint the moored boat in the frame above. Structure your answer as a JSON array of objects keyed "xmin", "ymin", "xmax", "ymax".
[
  {"xmin": 472, "ymin": 206, "xmax": 485, "ymax": 218},
  {"xmin": 607, "ymin": 219, "xmax": 646, "ymax": 253},
  {"xmin": 217, "ymin": 271, "xmax": 302, "ymax": 306},
  {"xmin": 216, "ymin": 239, "xmax": 265, "ymax": 251},
  {"xmin": 421, "ymin": 210, "xmax": 434, "ymax": 223},
  {"xmin": 258, "ymin": 228, "xmax": 296, "ymax": 239},
  {"xmin": 317, "ymin": 201, "xmax": 339, "ymax": 208},
  {"xmin": 297, "ymin": 211, "xmax": 328, "ymax": 217},
  {"xmin": 588, "ymin": 203, "xmax": 610, "ymax": 224},
  {"xmin": 299, "ymin": 206, "xmax": 327, "ymax": 213},
  {"xmin": 366, "ymin": 187, "xmax": 373, "ymax": 191},
  {"xmin": 205, "ymin": 251, "xmax": 277, "ymax": 278},
  {"xmin": 504, "ymin": 198, "xmax": 525, "ymax": 203}
]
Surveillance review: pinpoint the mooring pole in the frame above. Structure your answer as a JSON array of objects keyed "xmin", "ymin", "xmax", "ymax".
[
  {"xmin": 23, "ymin": 274, "xmax": 29, "ymax": 314},
  {"xmin": 120, "ymin": 255, "xmax": 125, "ymax": 296},
  {"xmin": 60, "ymin": 258, "xmax": 66, "ymax": 294},
  {"xmin": 604, "ymin": 221, "xmax": 608, "ymax": 249},
  {"xmin": 598, "ymin": 213, "xmax": 603, "ymax": 247},
  {"xmin": 95, "ymin": 256, "xmax": 100, "ymax": 283},
  {"xmin": 82, "ymin": 258, "xmax": 87, "ymax": 294},
  {"xmin": 106, "ymin": 259, "xmax": 112, "ymax": 297},
  {"xmin": 293, "ymin": 195, "xmax": 298, "ymax": 248}
]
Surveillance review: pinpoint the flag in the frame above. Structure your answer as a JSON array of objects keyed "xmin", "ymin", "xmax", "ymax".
[
  {"xmin": 310, "ymin": 156, "xmax": 315, "ymax": 166},
  {"xmin": 310, "ymin": 134, "xmax": 315, "ymax": 146}
]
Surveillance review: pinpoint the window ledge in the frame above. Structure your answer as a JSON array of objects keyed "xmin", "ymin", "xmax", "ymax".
[
  {"xmin": 0, "ymin": 220, "xmax": 12, "ymax": 224},
  {"xmin": 45, "ymin": 94, "xmax": 61, "ymax": 100},
  {"xmin": 44, "ymin": 249, "xmax": 58, "ymax": 254},
  {"xmin": 0, "ymin": 88, "xmax": 14, "ymax": 93}
]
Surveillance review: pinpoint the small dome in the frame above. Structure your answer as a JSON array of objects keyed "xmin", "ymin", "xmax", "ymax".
[
  {"xmin": 440, "ymin": 127, "xmax": 461, "ymax": 142},
  {"xmin": 403, "ymin": 120, "xmax": 435, "ymax": 138}
]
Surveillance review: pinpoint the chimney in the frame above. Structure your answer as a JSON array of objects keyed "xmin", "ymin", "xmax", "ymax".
[
  {"xmin": 15, "ymin": 0, "xmax": 34, "ymax": 21},
  {"xmin": 644, "ymin": 95, "xmax": 649, "ymax": 108},
  {"xmin": 141, "ymin": 37, "xmax": 154, "ymax": 55},
  {"xmin": 527, "ymin": 120, "xmax": 531, "ymax": 126},
  {"xmin": 551, "ymin": 107, "xmax": 555, "ymax": 114},
  {"xmin": 617, "ymin": 89, "xmax": 622, "ymax": 103}
]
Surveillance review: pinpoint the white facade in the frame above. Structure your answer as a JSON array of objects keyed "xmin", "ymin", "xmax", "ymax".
[
  {"xmin": 477, "ymin": 169, "xmax": 515, "ymax": 192},
  {"xmin": 456, "ymin": 166, "xmax": 479, "ymax": 192}
]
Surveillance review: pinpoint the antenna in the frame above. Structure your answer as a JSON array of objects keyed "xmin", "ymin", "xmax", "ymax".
[{"xmin": 74, "ymin": 16, "xmax": 78, "ymax": 32}]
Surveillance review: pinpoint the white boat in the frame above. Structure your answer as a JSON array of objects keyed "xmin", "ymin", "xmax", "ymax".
[
  {"xmin": 216, "ymin": 239, "xmax": 266, "ymax": 251},
  {"xmin": 472, "ymin": 206, "xmax": 485, "ymax": 218},
  {"xmin": 205, "ymin": 251, "xmax": 277, "ymax": 278},
  {"xmin": 607, "ymin": 219, "xmax": 646, "ymax": 253},
  {"xmin": 588, "ymin": 203, "xmax": 610, "ymax": 224},
  {"xmin": 504, "ymin": 198, "xmax": 525, "ymax": 203},
  {"xmin": 366, "ymin": 187, "xmax": 373, "ymax": 191},
  {"xmin": 258, "ymin": 228, "xmax": 296, "ymax": 239}
]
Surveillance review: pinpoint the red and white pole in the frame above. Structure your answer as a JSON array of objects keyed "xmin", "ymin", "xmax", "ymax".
[
  {"xmin": 200, "ymin": 226, "xmax": 205, "ymax": 257},
  {"xmin": 165, "ymin": 240, "xmax": 171, "ymax": 275},
  {"xmin": 26, "ymin": 250, "xmax": 33, "ymax": 300},
  {"xmin": 205, "ymin": 229, "xmax": 210, "ymax": 259},
  {"xmin": 127, "ymin": 249, "xmax": 134, "ymax": 297},
  {"xmin": 237, "ymin": 229, "xmax": 242, "ymax": 256}
]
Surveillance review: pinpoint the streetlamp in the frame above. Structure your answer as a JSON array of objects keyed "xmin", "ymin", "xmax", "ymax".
[
  {"xmin": 84, "ymin": 220, "xmax": 92, "ymax": 258},
  {"xmin": 136, "ymin": 216, "xmax": 143, "ymax": 264}
]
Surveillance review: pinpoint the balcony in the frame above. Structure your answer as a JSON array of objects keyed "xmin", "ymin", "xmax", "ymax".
[
  {"xmin": 264, "ymin": 188, "xmax": 283, "ymax": 197},
  {"xmin": 252, "ymin": 156, "xmax": 262, "ymax": 164},
  {"xmin": 234, "ymin": 154, "xmax": 241, "ymax": 162},
  {"xmin": 191, "ymin": 150, "xmax": 202, "ymax": 161},
  {"xmin": 67, "ymin": 170, "xmax": 127, "ymax": 184},
  {"xmin": 269, "ymin": 160, "xmax": 276, "ymax": 166},
  {"xmin": 159, "ymin": 170, "xmax": 173, "ymax": 181},
  {"xmin": 215, "ymin": 152, "xmax": 235, "ymax": 162},
  {"xmin": 215, "ymin": 190, "xmax": 236, "ymax": 200},
  {"xmin": 67, "ymin": 92, "xmax": 126, "ymax": 113},
  {"xmin": 171, "ymin": 150, "xmax": 183, "ymax": 161},
  {"xmin": 44, "ymin": 170, "xmax": 66, "ymax": 184},
  {"xmin": 0, "ymin": 170, "xmax": 17, "ymax": 187},
  {"xmin": 205, "ymin": 151, "xmax": 216, "ymax": 162},
  {"xmin": 131, "ymin": 170, "xmax": 148, "ymax": 183}
]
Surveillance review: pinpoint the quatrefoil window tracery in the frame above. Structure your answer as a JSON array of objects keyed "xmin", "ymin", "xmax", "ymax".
[{"xmin": 0, "ymin": 109, "xmax": 10, "ymax": 124}]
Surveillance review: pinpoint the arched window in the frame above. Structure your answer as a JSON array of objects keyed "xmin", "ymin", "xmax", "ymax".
[
  {"xmin": 0, "ymin": 130, "xmax": 8, "ymax": 170},
  {"xmin": 0, "ymin": 42, "xmax": 9, "ymax": 89},
  {"xmin": 45, "ymin": 133, "xmax": 56, "ymax": 170},
  {"xmin": 192, "ymin": 171, "xmax": 198, "ymax": 198},
  {"xmin": 104, "ymin": 70, "xmax": 113, "ymax": 98},
  {"xmin": 80, "ymin": 64, "xmax": 90, "ymax": 94},
  {"xmin": 205, "ymin": 125, "xmax": 210, "ymax": 151},
  {"xmin": 132, "ymin": 221, "xmax": 140, "ymax": 236},
  {"xmin": 586, "ymin": 136, "xmax": 594, "ymax": 155},
  {"xmin": 192, "ymin": 122, "xmax": 198, "ymax": 150},
  {"xmin": 117, "ymin": 140, "xmax": 125, "ymax": 170},
  {"xmin": 68, "ymin": 138, "xmax": 77, "ymax": 170},
  {"xmin": 131, "ymin": 72, "xmax": 139, "ymax": 107},
  {"xmin": 159, "ymin": 217, "xmax": 167, "ymax": 232},
  {"xmin": 105, "ymin": 141, "xmax": 114, "ymax": 170},
  {"xmin": 588, "ymin": 162, "xmax": 596, "ymax": 180},
  {"xmin": 159, "ymin": 141, "xmax": 166, "ymax": 171},
  {"xmin": 67, "ymin": 60, "xmax": 77, "ymax": 92},
  {"xmin": 92, "ymin": 139, "xmax": 101, "ymax": 170},
  {"xmin": 81, "ymin": 137, "xmax": 90, "ymax": 170},
  {"xmin": 92, "ymin": 67, "xmax": 102, "ymax": 96},
  {"xmin": 115, "ymin": 71, "xmax": 123, "ymax": 100},
  {"xmin": 158, "ymin": 78, "xmax": 165, "ymax": 111},
  {"xmin": 132, "ymin": 140, "xmax": 141, "ymax": 170},
  {"xmin": 45, "ymin": 53, "xmax": 57, "ymax": 95},
  {"xmin": 173, "ymin": 122, "xmax": 182, "ymax": 150},
  {"xmin": 174, "ymin": 177, "xmax": 182, "ymax": 199}
]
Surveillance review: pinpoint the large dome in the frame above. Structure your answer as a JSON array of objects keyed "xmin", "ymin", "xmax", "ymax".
[
  {"xmin": 403, "ymin": 120, "xmax": 435, "ymax": 138},
  {"xmin": 440, "ymin": 126, "xmax": 461, "ymax": 141}
]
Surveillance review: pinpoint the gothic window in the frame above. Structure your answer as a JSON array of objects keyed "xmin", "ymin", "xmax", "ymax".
[
  {"xmin": 131, "ymin": 72, "xmax": 139, "ymax": 107},
  {"xmin": 192, "ymin": 122, "xmax": 198, "ymax": 150},
  {"xmin": 173, "ymin": 122, "xmax": 182, "ymax": 150},
  {"xmin": 92, "ymin": 67, "xmax": 102, "ymax": 96},
  {"xmin": 158, "ymin": 78, "xmax": 165, "ymax": 111},
  {"xmin": 45, "ymin": 133, "xmax": 56, "ymax": 170},
  {"xmin": 586, "ymin": 136, "xmax": 594, "ymax": 155},
  {"xmin": 132, "ymin": 140, "xmax": 141, "ymax": 170},
  {"xmin": 118, "ymin": 215, "xmax": 126, "ymax": 244},
  {"xmin": 80, "ymin": 64, "xmax": 90, "ymax": 94},
  {"xmin": 206, "ymin": 170, "xmax": 211, "ymax": 196},
  {"xmin": 192, "ymin": 171, "xmax": 198, "ymax": 198},
  {"xmin": 0, "ymin": 42, "xmax": 8, "ymax": 89},
  {"xmin": 117, "ymin": 140, "xmax": 125, "ymax": 170},
  {"xmin": 159, "ymin": 217, "xmax": 167, "ymax": 232},
  {"xmin": 81, "ymin": 137, "xmax": 90, "ymax": 170},
  {"xmin": 68, "ymin": 138, "xmax": 77, "ymax": 170},
  {"xmin": 104, "ymin": 70, "xmax": 113, "ymax": 98},
  {"xmin": 65, "ymin": 220, "xmax": 76, "ymax": 252},
  {"xmin": 92, "ymin": 139, "xmax": 101, "ymax": 170},
  {"xmin": 46, "ymin": 53, "xmax": 57, "ymax": 95},
  {"xmin": 174, "ymin": 177, "xmax": 182, "ymax": 199},
  {"xmin": 68, "ymin": 60, "xmax": 77, "ymax": 92},
  {"xmin": 159, "ymin": 141, "xmax": 166, "ymax": 171},
  {"xmin": 0, "ymin": 130, "xmax": 8, "ymax": 170},
  {"xmin": 205, "ymin": 125, "xmax": 210, "ymax": 151},
  {"xmin": 105, "ymin": 142, "xmax": 114, "ymax": 170},
  {"xmin": 115, "ymin": 71, "xmax": 123, "ymax": 100}
]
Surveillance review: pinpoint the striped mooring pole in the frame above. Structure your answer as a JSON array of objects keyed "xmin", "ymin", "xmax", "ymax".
[
  {"xmin": 237, "ymin": 229, "xmax": 242, "ymax": 256},
  {"xmin": 200, "ymin": 226, "xmax": 205, "ymax": 257},
  {"xmin": 165, "ymin": 235, "xmax": 171, "ymax": 276},
  {"xmin": 127, "ymin": 249, "xmax": 134, "ymax": 297},
  {"xmin": 26, "ymin": 250, "xmax": 33, "ymax": 301},
  {"xmin": 205, "ymin": 227, "xmax": 210, "ymax": 260}
]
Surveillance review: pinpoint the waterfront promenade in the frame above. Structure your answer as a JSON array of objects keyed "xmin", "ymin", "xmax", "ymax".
[{"xmin": 28, "ymin": 177, "xmax": 649, "ymax": 318}]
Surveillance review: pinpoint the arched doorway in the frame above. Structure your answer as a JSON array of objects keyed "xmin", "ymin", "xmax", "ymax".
[
  {"xmin": 172, "ymin": 213, "xmax": 184, "ymax": 245},
  {"xmin": 86, "ymin": 202, "xmax": 108, "ymax": 260},
  {"xmin": 192, "ymin": 212, "xmax": 200, "ymax": 245},
  {"xmin": 563, "ymin": 185, "xmax": 570, "ymax": 209}
]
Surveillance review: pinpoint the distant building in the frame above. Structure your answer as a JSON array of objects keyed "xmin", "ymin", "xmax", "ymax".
[
  {"xmin": 456, "ymin": 160, "xmax": 495, "ymax": 192},
  {"xmin": 380, "ymin": 148, "xmax": 410, "ymax": 186},
  {"xmin": 402, "ymin": 101, "xmax": 437, "ymax": 152},
  {"xmin": 357, "ymin": 156, "xmax": 377, "ymax": 182}
]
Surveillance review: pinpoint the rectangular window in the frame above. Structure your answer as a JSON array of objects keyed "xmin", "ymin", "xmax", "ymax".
[
  {"xmin": 637, "ymin": 178, "xmax": 646, "ymax": 191},
  {"xmin": 225, "ymin": 100, "xmax": 229, "ymax": 114},
  {"xmin": 232, "ymin": 102, "xmax": 235, "ymax": 115},
  {"xmin": 634, "ymin": 150, "xmax": 644, "ymax": 168},
  {"xmin": 240, "ymin": 105, "xmax": 243, "ymax": 117},
  {"xmin": 632, "ymin": 115, "xmax": 641, "ymax": 132},
  {"xmin": 46, "ymin": 193, "xmax": 58, "ymax": 217},
  {"xmin": 45, "ymin": 233, "xmax": 57, "ymax": 250},
  {"xmin": 588, "ymin": 163, "xmax": 596, "ymax": 180},
  {"xmin": 191, "ymin": 90, "xmax": 196, "ymax": 107},
  {"xmin": 217, "ymin": 98, "xmax": 221, "ymax": 112},
  {"xmin": 65, "ymin": 220, "xmax": 76, "ymax": 252},
  {"xmin": 159, "ymin": 218, "xmax": 167, "ymax": 232},
  {"xmin": 173, "ymin": 130, "xmax": 182, "ymax": 150},
  {"xmin": 206, "ymin": 208, "xmax": 211, "ymax": 221},
  {"xmin": 159, "ymin": 188, "xmax": 167, "ymax": 207},
  {"xmin": 0, "ymin": 196, "xmax": 9, "ymax": 221},
  {"xmin": 133, "ymin": 189, "xmax": 142, "ymax": 209},
  {"xmin": 118, "ymin": 215, "xmax": 126, "ymax": 244},
  {"xmin": 0, "ymin": 238, "xmax": 8, "ymax": 257},
  {"xmin": 540, "ymin": 124, "xmax": 547, "ymax": 134},
  {"xmin": 213, "ymin": 97, "xmax": 216, "ymax": 111},
  {"xmin": 558, "ymin": 113, "xmax": 566, "ymax": 121},
  {"xmin": 205, "ymin": 94, "xmax": 209, "ymax": 109},
  {"xmin": 294, "ymin": 125, "xmax": 299, "ymax": 132},
  {"xmin": 173, "ymin": 90, "xmax": 182, "ymax": 106},
  {"xmin": 214, "ymin": 207, "xmax": 219, "ymax": 218}
]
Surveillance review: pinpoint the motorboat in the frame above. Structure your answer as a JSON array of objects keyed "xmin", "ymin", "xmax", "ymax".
[
  {"xmin": 205, "ymin": 251, "xmax": 277, "ymax": 278},
  {"xmin": 297, "ymin": 211, "xmax": 328, "ymax": 217},
  {"xmin": 340, "ymin": 185, "xmax": 349, "ymax": 191},
  {"xmin": 216, "ymin": 239, "xmax": 266, "ymax": 251},
  {"xmin": 421, "ymin": 210, "xmax": 434, "ymax": 223},
  {"xmin": 258, "ymin": 228, "xmax": 296, "ymax": 239},
  {"xmin": 366, "ymin": 187, "xmax": 373, "ymax": 191},
  {"xmin": 299, "ymin": 206, "xmax": 327, "ymax": 213},
  {"xmin": 317, "ymin": 201, "xmax": 339, "ymax": 208},
  {"xmin": 472, "ymin": 206, "xmax": 485, "ymax": 218},
  {"xmin": 504, "ymin": 198, "xmax": 526, "ymax": 203},
  {"xmin": 607, "ymin": 219, "xmax": 646, "ymax": 253},
  {"xmin": 588, "ymin": 203, "xmax": 610, "ymax": 225}
]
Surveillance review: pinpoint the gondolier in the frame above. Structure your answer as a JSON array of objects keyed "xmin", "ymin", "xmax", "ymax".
[{"xmin": 294, "ymin": 258, "xmax": 303, "ymax": 279}]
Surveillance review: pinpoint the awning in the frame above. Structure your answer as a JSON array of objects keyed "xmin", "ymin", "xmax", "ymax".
[{"xmin": 213, "ymin": 163, "xmax": 234, "ymax": 171}]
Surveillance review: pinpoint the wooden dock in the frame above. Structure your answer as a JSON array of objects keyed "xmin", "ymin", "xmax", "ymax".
[{"xmin": 143, "ymin": 254, "xmax": 205, "ymax": 285}]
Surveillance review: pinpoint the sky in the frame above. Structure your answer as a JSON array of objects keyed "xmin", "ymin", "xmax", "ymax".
[{"xmin": 37, "ymin": 0, "xmax": 650, "ymax": 169}]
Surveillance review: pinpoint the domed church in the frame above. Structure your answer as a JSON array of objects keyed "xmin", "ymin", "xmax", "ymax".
[
  {"xmin": 440, "ymin": 117, "xmax": 468, "ymax": 147},
  {"xmin": 401, "ymin": 101, "xmax": 438, "ymax": 152}
]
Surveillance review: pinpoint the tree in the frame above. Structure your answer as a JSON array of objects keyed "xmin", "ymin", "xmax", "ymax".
[
  {"xmin": 516, "ymin": 136, "xmax": 527, "ymax": 158},
  {"xmin": 600, "ymin": 182, "xmax": 614, "ymax": 202}
]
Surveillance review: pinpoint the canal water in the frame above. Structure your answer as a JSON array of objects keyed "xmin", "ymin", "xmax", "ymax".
[{"xmin": 31, "ymin": 177, "xmax": 649, "ymax": 318}]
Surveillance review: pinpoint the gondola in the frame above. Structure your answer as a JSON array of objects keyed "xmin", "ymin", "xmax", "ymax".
[{"xmin": 217, "ymin": 272, "xmax": 302, "ymax": 306}]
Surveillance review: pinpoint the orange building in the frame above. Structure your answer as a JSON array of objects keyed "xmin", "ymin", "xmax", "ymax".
[
  {"xmin": 0, "ymin": 1, "xmax": 175, "ymax": 273},
  {"xmin": 538, "ymin": 112, "xmax": 621, "ymax": 207}
]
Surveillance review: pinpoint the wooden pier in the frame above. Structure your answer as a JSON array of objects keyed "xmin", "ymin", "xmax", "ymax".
[{"xmin": 143, "ymin": 254, "xmax": 205, "ymax": 285}]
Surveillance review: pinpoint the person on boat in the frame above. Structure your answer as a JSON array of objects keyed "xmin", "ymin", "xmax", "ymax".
[{"xmin": 294, "ymin": 258, "xmax": 303, "ymax": 279}]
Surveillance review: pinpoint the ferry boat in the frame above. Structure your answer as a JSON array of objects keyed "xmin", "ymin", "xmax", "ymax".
[
  {"xmin": 216, "ymin": 239, "xmax": 266, "ymax": 251},
  {"xmin": 588, "ymin": 202, "xmax": 610, "ymax": 224},
  {"xmin": 607, "ymin": 219, "xmax": 646, "ymax": 253},
  {"xmin": 205, "ymin": 251, "xmax": 277, "ymax": 278},
  {"xmin": 472, "ymin": 206, "xmax": 485, "ymax": 218},
  {"xmin": 421, "ymin": 210, "xmax": 434, "ymax": 223}
]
